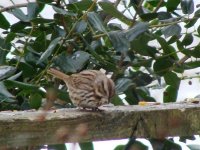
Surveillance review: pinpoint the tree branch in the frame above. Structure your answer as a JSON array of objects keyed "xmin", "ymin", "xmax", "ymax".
[
  {"xmin": 0, "ymin": 0, "xmax": 58, "ymax": 13},
  {"xmin": 0, "ymin": 3, "xmax": 28, "ymax": 12},
  {"xmin": 152, "ymin": 0, "xmax": 164, "ymax": 13},
  {"xmin": 0, "ymin": 102, "xmax": 200, "ymax": 147}
]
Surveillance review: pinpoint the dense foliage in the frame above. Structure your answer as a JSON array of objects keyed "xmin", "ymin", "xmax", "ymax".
[{"xmin": 0, "ymin": 0, "xmax": 200, "ymax": 149}]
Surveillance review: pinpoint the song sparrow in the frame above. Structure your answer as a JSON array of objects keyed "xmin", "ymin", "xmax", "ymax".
[{"xmin": 47, "ymin": 68, "xmax": 115, "ymax": 109}]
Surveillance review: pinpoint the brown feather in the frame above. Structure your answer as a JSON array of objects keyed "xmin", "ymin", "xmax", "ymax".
[{"xmin": 48, "ymin": 68, "xmax": 115, "ymax": 109}]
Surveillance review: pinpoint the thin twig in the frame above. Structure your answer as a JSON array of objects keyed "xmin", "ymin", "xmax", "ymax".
[
  {"xmin": 177, "ymin": 56, "xmax": 190, "ymax": 66},
  {"xmin": 114, "ymin": 0, "xmax": 121, "ymax": 7},
  {"xmin": 181, "ymin": 75, "xmax": 200, "ymax": 80},
  {"xmin": 153, "ymin": 0, "xmax": 164, "ymax": 13},
  {"xmin": 103, "ymin": 0, "xmax": 122, "ymax": 24},
  {"xmin": 93, "ymin": 16, "xmax": 196, "ymax": 38},
  {"xmin": 131, "ymin": 0, "xmax": 144, "ymax": 27},
  {"xmin": 150, "ymin": 17, "xmax": 196, "ymax": 28},
  {"xmin": 0, "ymin": 0, "xmax": 57, "ymax": 13},
  {"xmin": 0, "ymin": 3, "xmax": 28, "ymax": 12}
]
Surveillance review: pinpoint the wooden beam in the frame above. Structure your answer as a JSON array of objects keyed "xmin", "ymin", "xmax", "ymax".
[{"xmin": 0, "ymin": 102, "xmax": 200, "ymax": 147}]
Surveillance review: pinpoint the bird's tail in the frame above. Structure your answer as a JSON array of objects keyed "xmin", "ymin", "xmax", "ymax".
[{"xmin": 47, "ymin": 68, "xmax": 69, "ymax": 81}]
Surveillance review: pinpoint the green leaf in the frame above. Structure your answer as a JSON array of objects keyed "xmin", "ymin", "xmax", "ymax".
[
  {"xmin": 11, "ymin": 21, "xmax": 30, "ymax": 32},
  {"xmin": 163, "ymin": 139, "xmax": 182, "ymax": 149},
  {"xmin": 0, "ymin": 66, "xmax": 16, "ymax": 80},
  {"xmin": 37, "ymin": 37, "xmax": 61, "ymax": 64},
  {"xmin": 8, "ymin": 71, "xmax": 22, "ymax": 80},
  {"xmin": 24, "ymin": 51, "xmax": 41, "ymax": 66},
  {"xmin": 57, "ymin": 89, "xmax": 71, "ymax": 103},
  {"xmin": 32, "ymin": 32, "xmax": 47, "ymax": 52},
  {"xmin": 110, "ymin": 23, "xmax": 149, "ymax": 54},
  {"xmin": 75, "ymin": 20, "xmax": 87, "ymax": 33},
  {"xmin": 0, "ymin": 13, "xmax": 10, "ymax": 29},
  {"xmin": 53, "ymin": 26, "xmax": 66, "ymax": 37},
  {"xmin": 124, "ymin": 87, "xmax": 139, "ymax": 105},
  {"xmin": 164, "ymin": 72, "xmax": 180, "ymax": 87},
  {"xmin": 67, "ymin": 0, "xmax": 94, "ymax": 12},
  {"xmin": 115, "ymin": 78, "xmax": 134, "ymax": 94},
  {"xmin": 131, "ymin": 33, "xmax": 157, "ymax": 57},
  {"xmin": 18, "ymin": 62, "xmax": 37, "ymax": 77},
  {"xmin": 48, "ymin": 144, "xmax": 67, "ymax": 150},
  {"xmin": 87, "ymin": 12, "xmax": 107, "ymax": 33},
  {"xmin": 27, "ymin": 2, "xmax": 40, "ymax": 20},
  {"xmin": 167, "ymin": 35, "xmax": 179, "ymax": 44},
  {"xmin": 98, "ymin": 1, "xmax": 132, "ymax": 25},
  {"xmin": 53, "ymin": 6, "xmax": 68, "ymax": 15},
  {"xmin": 0, "ymin": 37, "xmax": 11, "ymax": 65},
  {"xmin": 4, "ymin": 80, "xmax": 39, "ymax": 91},
  {"xmin": 0, "ymin": 93, "xmax": 15, "ymax": 103},
  {"xmin": 161, "ymin": 24, "xmax": 181, "ymax": 38},
  {"xmin": 190, "ymin": 45, "xmax": 200, "ymax": 58},
  {"xmin": 0, "ymin": 82, "xmax": 14, "ymax": 98},
  {"xmin": 53, "ymin": 6, "xmax": 77, "ymax": 16},
  {"xmin": 184, "ymin": 18, "xmax": 198, "ymax": 28},
  {"xmin": 187, "ymin": 144, "xmax": 200, "ymax": 150},
  {"xmin": 164, "ymin": 85, "xmax": 179, "ymax": 102},
  {"xmin": 183, "ymin": 61, "xmax": 200, "ymax": 70},
  {"xmin": 153, "ymin": 58, "xmax": 174, "ymax": 76},
  {"xmin": 166, "ymin": 0, "xmax": 180, "ymax": 12},
  {"xmin": 21, "ymin": 100, "xmax": 31, "ymax": 110},
  {"xmin": 5, "ymin": 32, "xmax": 16, "ymax": 44},
  {"xmin": 79, "ymin": 142, "xmax": 94, "ymax": 150},
  {"xmin": 125, "ymin": 22, "xmax": 149, "ymax": 42},
  {"xmin": 108, "ymin": 23, "xmax": 122, "ymax": 30},
  {"xmin": 156, "ymin": 36, "xmax": 178, "ymax": 60},
  {"xmin": 195, "ymin": 8, "xmax": 200, "ymax": 17},
  {"xmin": 129, "ymin": 0, "xmax": 144, "ymax": 15},
  {"xmin": 181, "ymin": 0, "xmax": 194, "ymax": 14},
  {"xmin": 136, "ymin": 87, "xmax": 156, "ymax": 102},
  {"xmin": 182, "ymin": 33, "xmax": 193, "ymax": 46},
  {"xmin": 53, "ymin": 51, "xmax": 90, "ymax": 73},
  {"xmin": 145, "ymin": 0, "xmax": 161, "ymax": 7},
  {"xmin": 169, "ymin": 46, "xmax": 179, "ymax": 60},
  {"xmin": 114, "ymin": 145, "xmax": 125, "ymax": 150},
  {"xmin": 129, "ymin": 141, "xmax": 148, "ymax": 150},
  {"xmin": 29, "ymin": 93, "xmax": 42, "ymax": 109},
  {"xmin": 109, "ymin": 31, "xmax": 130, "ymax": 52},
  {"xmin": 198, "ymin": 25, "xmax": 200, "ymax": 35},
  {"xmin": 155, "ymin": 36, "xmax": 170, "ymax": 53},
  {"xmin": 140, "ymin": 13, "xmax": 158, "ymax": 21},
  {"xmin": 12, "ymin": 8, "xmax": 29, "ymax": 22},
  {"xmin": 37, "ymin": 0, "xmax": 53, "ymax": 3},
  {"xmin": 176, "ymin": 40, "xmax": 184, "ymax": 51},
  {"xmin": 31, "ymin": 18, "xmax": 54, "ymax": 24},
  {"xmin": 0, "ymin": 50, "xmax": 8, "ymax": 65},
  {"xmin": 150, "ymin": 139, "xmax": 182, "ymax": 150},
  {"xmin": 129, "ymin": 71, "xmax": 153, "ymax": 86},
  {"xmin": 179, "ymin": 135, "xmax": 195, "ymax": 142},
  {"xmin": 111, "ymin": 95, "xmax": 124, "ymax": 105},
  {"xmin": 157, "ymin": 12, "xmax": 172, "ymax": 20},
  {"xmin": 36, "ymin": 0, "xmax": 45, "ymax": 13}
]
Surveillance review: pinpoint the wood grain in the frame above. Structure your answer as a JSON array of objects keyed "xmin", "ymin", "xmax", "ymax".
[{"xmin": 0, "ymin": 102, "xmax": 200, "ymax": 147}]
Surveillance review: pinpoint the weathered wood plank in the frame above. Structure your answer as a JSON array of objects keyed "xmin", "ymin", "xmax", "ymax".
[{"xmin": 0, "ymin": 102, "xmax": 200, "ymax": 147}]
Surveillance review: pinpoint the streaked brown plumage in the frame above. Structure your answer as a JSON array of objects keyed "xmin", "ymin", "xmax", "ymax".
[{"xmin": 47, "ymin": 68, "xmax": 115, "ymax": 109}]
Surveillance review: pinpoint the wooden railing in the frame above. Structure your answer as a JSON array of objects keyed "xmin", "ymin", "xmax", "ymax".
[{"xmin": 0, "ymin": 102, "xmax": 200, "ymax": 147}]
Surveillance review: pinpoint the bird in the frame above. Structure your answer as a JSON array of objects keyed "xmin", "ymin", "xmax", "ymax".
[{"xmin": 47, "ymin": 68, "xmax": 115, "ymax": 109}]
